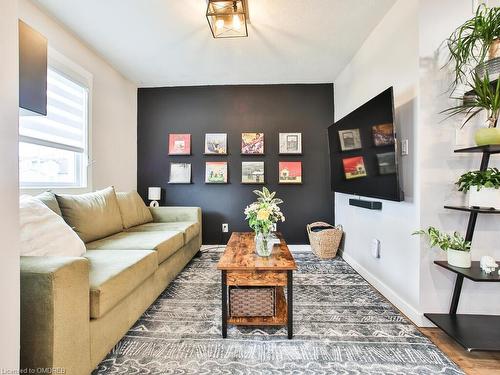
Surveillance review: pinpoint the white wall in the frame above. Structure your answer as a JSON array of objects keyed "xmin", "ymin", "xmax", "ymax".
[
  {"xmin": 419, "ymin": 0, "xmax": 500, "ymax": 316},
  {"xmin": 0, "ymin": 0, "xmax": 20, "ymax": 370},
  {"xmin": 334, "ymin": 0, "xmax": 422, "ymax": 323},
  {"xmin": 335, "ymin": 0, "xmax": 500, "ymax": 326},
  {"xmin": 19, "ymin": 0, "xmax": 137, "ymax": 193}
]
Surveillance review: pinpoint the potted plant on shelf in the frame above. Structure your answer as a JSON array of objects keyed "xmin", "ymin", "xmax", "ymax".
[
  {"xmin": 447, "ymin": 4, "xmax": 500, "ymax": 88},
  {"xmin": 413, "ymin": 227, "xmax": 471, "ymax": 268},
  {"xmin": 456, "ymin": 167, "xmax": 500, "ymax": 209},
  {"xmin": 442, "ymin": 72, "xmax": 500, "ymax": 145},
  {"xmin": 244, "ymin": 187, "xmax": 285, "ymax": 257}
]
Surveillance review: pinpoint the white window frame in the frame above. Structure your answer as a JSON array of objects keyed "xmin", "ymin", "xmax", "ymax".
[{"xmin": 20, "ymin": 48, "xmax": 93, "ymax": 194}]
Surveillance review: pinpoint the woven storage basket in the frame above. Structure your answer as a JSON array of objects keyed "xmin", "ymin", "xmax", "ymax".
[
  {"xmin": 229, "ymin": 287, "xmax": 275, "ymax": 317},
  {"xmin": 307, "ymin": 222, "xmax": 343, "ymax": 259}
]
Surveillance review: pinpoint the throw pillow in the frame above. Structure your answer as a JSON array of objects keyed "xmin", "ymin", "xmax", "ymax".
[
  {"xmin": 35, "ymin": 191, "xmax": 62, "ymax": 216},
  {"xmin": 56, "ymin": 186, "xmax": 123, "ymax": 243},
  {"xmin": 116, "ymin": 191, "xmax": 153, "ymax": 229},
  {"xmin": 20, "ymin": 195, "xmax": 86, "ymax": 257}
]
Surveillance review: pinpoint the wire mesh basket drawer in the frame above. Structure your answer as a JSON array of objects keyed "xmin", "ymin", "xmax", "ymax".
[{"xmin": 229, "ymin": 286, "xmax": 275, "ymax": 317}]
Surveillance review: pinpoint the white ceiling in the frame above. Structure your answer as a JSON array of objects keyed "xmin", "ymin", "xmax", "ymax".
[{"xmin": 32, "ymin": 0, "xmax": 396, "ymax": 87}]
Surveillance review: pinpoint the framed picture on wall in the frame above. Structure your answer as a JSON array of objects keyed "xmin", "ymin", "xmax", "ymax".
[
  {"xmin": 205, "ymin": 161, "xmax": 228, "ymax": 183},
  {"xmin": 278, "ymin": 161, "xmax": 302, "ymax": 184},
  {"xmin": 338, "ymin": 129, "xmax": 362, "ymax": 151},
  {"xmin": 168, "ymin": 134, "xmax": 191, "ymax": 155},
  {"xmin": 205, "ymin": 133, "xmax": 227, "ymax": 155},
  {"xmin": 376, "ymin": 152, "xmax": 396, "ymax": 175},
  {"xmin": 279, "ymin": 133, "xmax": 302, "ymax": 154},
  {"xmin": 372, "ymin": 123, "xmax": 395, "ymax": 147},
  {"xmin": 168, "ymin": 163, "xmax": 191, "ymax": 183},
  {"xmin": 241, "ymin": 161, "xmax": 265, "ymax": 184},
  {"xmin": 342, "ymin": 156, "xmax": 367, "ymax": 180},
  {"xmin": 241, "ymin": 133, "xmax": 264, "ymax": 155}
]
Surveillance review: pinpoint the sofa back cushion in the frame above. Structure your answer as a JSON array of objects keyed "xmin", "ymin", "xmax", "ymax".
[
  {"xmin": 35, "ymin": 191, "xmax": 62, "ymax": 216},
  {"xmin": 20, "ymin": 195, "xmax": 86, "ymax": 256},
  {"xmin": 116, "ymin": 191, "xmax": 153, "ymax": 229},
  {"xmin": 56, "ymin": 186, "xmax": 123, "ymax": 243}
]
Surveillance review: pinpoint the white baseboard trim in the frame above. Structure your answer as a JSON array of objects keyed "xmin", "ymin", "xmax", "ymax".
[
  {"xmin": 342, "ymin": 252, "xmax": 430, "ymax": 327},
  {"xmin": 288, "ymin": 244, "xmax": 312, "ymax": 252}
]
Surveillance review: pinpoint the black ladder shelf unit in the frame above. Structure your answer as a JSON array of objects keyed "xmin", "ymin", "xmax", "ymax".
[{"xmin": 424, "ymin": 144, "xmax": 500, "ymax": 352}]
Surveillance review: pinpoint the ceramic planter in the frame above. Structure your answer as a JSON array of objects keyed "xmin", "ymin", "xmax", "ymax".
[
  {"xmin": 489, "ymin": 38, "xmax": 500, "ymax": 60},
  {"xmin": 468, "ymin": 187, "xmax": 500, "ymax": 209},
  {"xmin": 447, "ymin": 249, "xmax": 471, "ymax": 268},
  {"xmin": 474, "ymin": 127, "xmax": 500, "ymax": 146}
]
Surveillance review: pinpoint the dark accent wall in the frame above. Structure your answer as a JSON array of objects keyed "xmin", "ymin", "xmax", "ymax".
[{"xmin": 137, "ymin": 84, "xmax": 334, "ymax": 244}]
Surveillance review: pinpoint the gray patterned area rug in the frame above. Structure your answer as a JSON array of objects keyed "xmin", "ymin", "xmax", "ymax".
[{"xmin": 94, "ymin": 249, "xmax": 463, "ymax": 374}]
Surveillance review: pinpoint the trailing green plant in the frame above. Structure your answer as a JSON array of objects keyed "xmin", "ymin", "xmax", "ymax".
[
  {"xmin": 413, "ymin": 227, "xmax": 471, "ymax": 252},
  {"xmin": 441, "ymin": 72, "xmax": 500, "ymax": 128},
  {"xmin": 456, "ymin": 167, "xmax": 500, "ymax": 192},
  {"xmin": 446, "ymin": 4, "xmax": 500, "ymax": 89}
]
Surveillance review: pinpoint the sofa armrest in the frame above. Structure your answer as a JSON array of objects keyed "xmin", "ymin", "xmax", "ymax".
[
  {"xmin": 21, "ymin": 256, "xmax": 91, "ymax": 375},
  {"xmin": 149, "ymin": 206, "xmax": 201, "ymax": 224}
]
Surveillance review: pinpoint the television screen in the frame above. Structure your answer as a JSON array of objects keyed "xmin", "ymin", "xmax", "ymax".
[{"xmin": 328, "ymin": 87, "xmax": 403, "ymax": 201}]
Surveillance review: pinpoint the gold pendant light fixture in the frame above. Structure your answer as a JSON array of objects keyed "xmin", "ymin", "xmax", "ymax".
[{"xmin": 206, "ymin": 0, "xmax": 248, "ymax": 38}]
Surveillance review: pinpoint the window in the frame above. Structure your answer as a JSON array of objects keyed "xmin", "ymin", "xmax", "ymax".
[{"xmin": 19, "ymin": 67, "xmax": 89, "ymax": 188}]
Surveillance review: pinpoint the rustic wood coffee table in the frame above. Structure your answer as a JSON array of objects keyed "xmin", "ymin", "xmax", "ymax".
[{"xmin": 217, "ymin": 232, "xmax": 297, "ymax": 339}]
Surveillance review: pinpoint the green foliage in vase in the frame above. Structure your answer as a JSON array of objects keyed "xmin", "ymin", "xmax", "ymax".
[
  {"xmin": 413, "ymin": 227, "xmax": 471, "ymax": 252},
  {"xmin": 456, "ymin": 167, "xmax": 500, "ymax": 192},
  {"xmin": 442, "ymin": 72, "xmax": 500, "ymax": 128},
  {"xmin": 446, "ymin": 4, "xmax": 500, "ymax": 89},
  {"xmin": 244, "ymin": 187, "xmax": 285, "ymax": 234}
]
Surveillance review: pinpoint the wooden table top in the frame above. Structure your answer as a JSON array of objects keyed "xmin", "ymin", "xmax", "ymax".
[{"xmin": 217, "ymin": 232, "xmax": 297, "ymax": 271}]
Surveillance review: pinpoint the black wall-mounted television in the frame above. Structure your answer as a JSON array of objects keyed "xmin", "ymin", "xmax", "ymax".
[{"xmin": 328, "ymin": 87, "xmax": 403, "ymax": 202}]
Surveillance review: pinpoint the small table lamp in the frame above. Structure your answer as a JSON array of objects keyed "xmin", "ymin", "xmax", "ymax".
[{"xmin": 148, "ymin": 187, "xmax": 161, "ymax": 207}]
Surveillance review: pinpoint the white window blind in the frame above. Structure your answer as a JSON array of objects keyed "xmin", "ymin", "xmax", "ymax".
[{"xmin": 19, "ymin": 67, "xmax": 89, "ymax": 188}]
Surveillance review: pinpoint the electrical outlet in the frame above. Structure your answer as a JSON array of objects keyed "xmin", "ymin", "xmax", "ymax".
[
  {"xmin": 271, "ymin": 223, "xmax": 277, "ymax": 232},
  {"xmin": 222, "ymin": 223, "xmax": 229, "ymax": 233},
  {"xmin": 371, "ymin": 239, "xmax": 380, "ymax": 259}
]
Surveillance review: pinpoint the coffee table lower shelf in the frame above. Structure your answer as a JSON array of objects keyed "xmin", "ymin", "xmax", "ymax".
[
  {"xmin": 424, "ymin": 313, "xmax": 500, "ymax": 351},
  {"xmin": 228, "ymin": 287, "xmax": 287, "ymax": 326}
]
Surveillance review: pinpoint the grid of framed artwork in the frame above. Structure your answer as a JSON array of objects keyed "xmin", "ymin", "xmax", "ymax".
[
  {"xmin": 337, "ymin": 123, "xmax": 396, "ymax": 180},
  {"xmin": 167, "ymin": 132, "xmax": 304, "ymax": 184}
]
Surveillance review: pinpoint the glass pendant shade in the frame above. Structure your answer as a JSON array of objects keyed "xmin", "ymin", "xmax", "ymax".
[{"xmin": 206, "ymin": 0, "xmax": 248, "ymax": 38}]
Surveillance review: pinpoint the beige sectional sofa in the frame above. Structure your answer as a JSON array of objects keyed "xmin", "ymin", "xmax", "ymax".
[{"xmin": 20, "ymin": 189, "xmax": 202, "ymax": 375}]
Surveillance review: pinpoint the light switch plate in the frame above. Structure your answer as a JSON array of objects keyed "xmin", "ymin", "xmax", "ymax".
[{"xmin": 401, "ymin": 139, "xmax": 409, "ymax": 156}]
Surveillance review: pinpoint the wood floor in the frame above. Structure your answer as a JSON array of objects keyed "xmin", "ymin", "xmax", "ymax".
[{"xmin": 419, "ymin": 328, "xmax": 500, "ymax": 375}]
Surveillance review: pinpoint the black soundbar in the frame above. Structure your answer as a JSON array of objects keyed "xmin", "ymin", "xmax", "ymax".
[{"xmin": 349, "ymin": 198, "xmax": 382, "ymax": 210}]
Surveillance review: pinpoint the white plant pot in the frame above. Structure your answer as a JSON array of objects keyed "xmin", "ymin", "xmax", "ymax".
[
  {"xmin": 468, "ymin": 187, "xmax": 500, "ymax": 209},
  {"xmin": 447, "ymin": 249, "xmax": 471, "ymax": 269}
]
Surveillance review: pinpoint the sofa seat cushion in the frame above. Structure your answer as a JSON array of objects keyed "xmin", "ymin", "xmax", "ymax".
[
  {"xmin": 127, "ymin": 221, "xmax": 200, "ymax": 244},
  {"xmin": 86, "ymin": 231, "xmax": 184, "ymax": 264},
  {"xmin": 84, "ymin": 250, "xmax": 158, "ymax": 318}
]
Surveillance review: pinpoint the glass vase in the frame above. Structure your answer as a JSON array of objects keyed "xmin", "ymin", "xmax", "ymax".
[{"xmin": 254, "ymin": 231, "xmax": 273, "ymax": 257}]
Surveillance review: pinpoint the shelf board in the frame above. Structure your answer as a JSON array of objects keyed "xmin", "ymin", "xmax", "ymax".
[
  {"xmin": 434, "ymin": 261, "xmax": 500, "ymax": 282},
  {"xmin": 227, "ymin": 286, "xmax": 287, "ymax": 326},
  {"xmin": 444, "ymin": 205, "xmax": 500, "ymax": 214},
  {"xmin": 454, "ymin": 145, "xmax": 500, "ymax": 154},
  {"xmin": 424, "ymin": 313, "xmax": 500, "ymax": 351}
]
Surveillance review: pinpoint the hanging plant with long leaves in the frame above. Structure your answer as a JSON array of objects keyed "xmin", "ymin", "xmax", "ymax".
[{"xmin": 446, "ymin": 4, "xmax": 500, "ymax": 91}]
